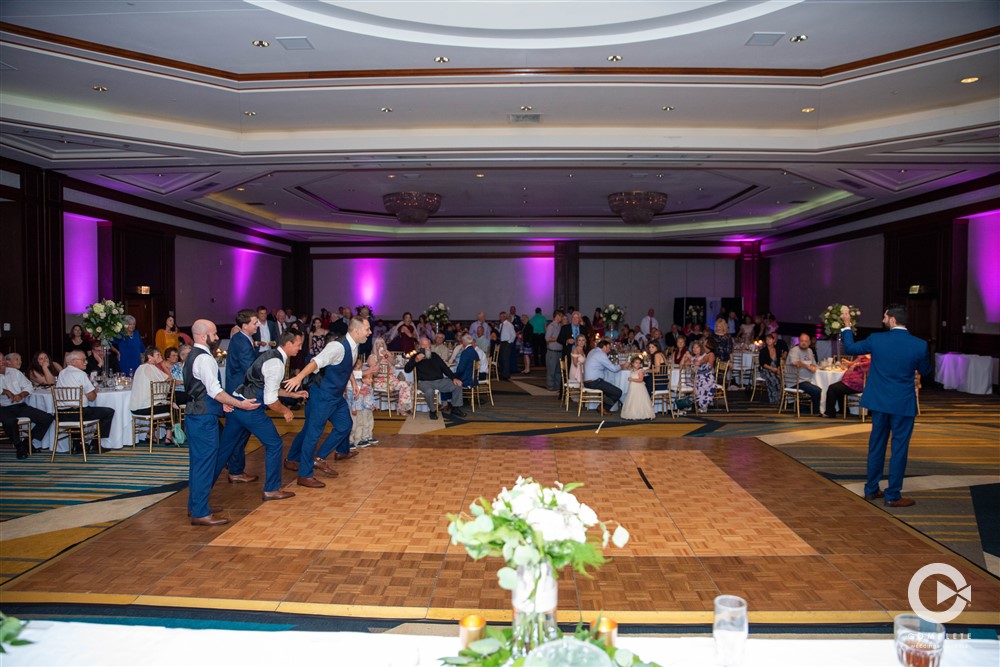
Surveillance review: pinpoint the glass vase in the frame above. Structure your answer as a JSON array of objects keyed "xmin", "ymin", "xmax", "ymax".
[{"xmin": 510, "ymin": 562, "xmax": 559, "ymax": 659}]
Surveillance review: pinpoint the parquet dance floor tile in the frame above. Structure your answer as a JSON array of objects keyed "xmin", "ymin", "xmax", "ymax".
[{"xmin": 4, "ymin": 435, "xmax": 998, "ymax": 625}]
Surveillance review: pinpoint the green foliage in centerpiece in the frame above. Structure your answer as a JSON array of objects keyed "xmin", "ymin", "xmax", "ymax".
[
  {"xmin": 426, "ymin": 302, "xmax": 450, "ymax": 325},
  {"xmin": 81, "ymin": 298, "xmax": 129, "ymax": 345},
  {"xmin": 820, "ymin": 303, "xmax": 861, "ymax": 336},
  {"xmin": 601, "ymin": 304, "xmax": 624, "ymax": 329},
  {"xmin": 0, "ymin": 613, "xmax": 32, "ymax": 653}
]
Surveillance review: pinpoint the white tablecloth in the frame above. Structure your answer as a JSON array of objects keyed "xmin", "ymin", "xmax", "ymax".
[
  {"xmin": 935, "ymin": 353, "xmax": 995, "ymax": 395},
  {"xmin": 25, "ymin": 388, "xmax": 134, "ymax": 451},
  {"xmin": 5, "ymin": 621, "xmax": 996, "ymax": 667},
  {"xmin": 813, "ymin": 368, "xmax": 846, "ymax": 409}
]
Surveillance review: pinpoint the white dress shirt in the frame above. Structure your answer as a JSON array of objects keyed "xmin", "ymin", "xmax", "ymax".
[
  {"xmin": 0, "ymin": 368, "xmax": 33, "ymax": 406},
  {"xmin": 192, "ymin": 344, "xmax": 225, "ymax": 400},
  {"xmin": 56, "ymin": 365, "xmax": 96, "ymax": 406},
  {"xmin": 499, "ymin": 319, "xmax": 516, "ymax": 344},
  {"xmin": 129, "ymin": 363, "xmax": 169, "ymax": 411},
  {"xmin": 260, "ymin": 348, "xmax": 288, "ymax": 405},
  {"xmin": 639, "ymin": 315, "xmax": 659, "ymax": 336},
  {"xmin": 312, "ymin": 336, "xmax": 360, "ymax": 372}
]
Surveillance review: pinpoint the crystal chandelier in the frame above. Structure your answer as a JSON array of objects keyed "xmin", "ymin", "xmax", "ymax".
[
  {"xmin": 382, "ymin": 191, "xmax": 442, "ymax": 224},
  {"xmin": 607, "ymin": 191, "xmax": 668, "ymax": 224}
]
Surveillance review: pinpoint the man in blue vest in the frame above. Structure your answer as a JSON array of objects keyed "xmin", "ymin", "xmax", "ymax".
[
  {"xmin": 283, "ymin": 317, "xmax": 371, "ymax": 488},
  {"xmin": 183, "ymin": 319, "xmax": 260, "ymax": 526},
  {"xmin": 219, "ymin": 330, "xmax": 308, "ymax": 502},
  {"xmin": 841, "ymin": 304, "xmax": 931, "ymax": 508},
  {"xmin": 223, "ymin": 309, "xmax": 261, "ymax": 484}
]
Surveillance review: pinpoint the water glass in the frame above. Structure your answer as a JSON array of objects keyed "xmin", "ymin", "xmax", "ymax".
[
  {"xmin": 895, "ymin": 614, "xmax": 944, "ymax": 667},
  {"xmin": 714, "ymin": 594, "xmax": 748, "ymax": 667}
]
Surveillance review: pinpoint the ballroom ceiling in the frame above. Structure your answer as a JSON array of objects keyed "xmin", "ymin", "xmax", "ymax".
[{"xmin": 1, "ymin": 1, "xmax": 998, "ymax": 242}]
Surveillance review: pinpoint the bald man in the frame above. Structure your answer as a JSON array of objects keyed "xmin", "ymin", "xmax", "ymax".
[{"xmin": 183, "ymin": 319, "xmax": 259, "ymax": 526}]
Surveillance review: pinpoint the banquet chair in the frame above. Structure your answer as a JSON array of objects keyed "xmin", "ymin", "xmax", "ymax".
[
  {"xmin": 476, "ymin": 361, "xmax": 495, "ymax": 406},
  {"xmin": 915, "ymin": 371, "xmax": 922, "ymax": 416},
  {"xmin": 461, "ymin": 360, "xmax": 479, "ymax": 412},
  {"xmin": 748, "ymin": 358, "xmax": 769, "ymax": 402},
  {"xmin": 560, "ymin": 358, "xmax": 581, "ymax": 412},
  {"xmin": 132, "ymin": 380, "xmax": 175, "ymax": 452},
  {"xmin": 844, "ymin": 371, "xmax": 867, "ymax": 422},
  {"xmin": 777, "ymin": 362, "xmax": 811, "ymax": 417},
  {"xmin": 712, "ymin": 360, "xmax": 730, "ymax": 413},
  {"xmin": 650, "ymin": 367, "xmax": 672, "ymax": 416},
  {"xmin": 372, "ymin": 362, "xmax": 400, "ymax": 416},
  {"xmin": 172, "ymin": 390, "xmax": 187, "ymax": 432},
  {"xmin": 0, "ymin": 417, "xmax": 33, "ymax": 455},
  {"xmin": 730, "ymin": 353, "xmax": 751, "ymax": 387},
  {"xmin": 51, "ymin": 385, "xmax": 102, "ymax": 462},
  {"xmin": 488, "ymin": 345, "xmax": 501, "ymax": 382},
  {"xmin": 670, "ymin": 365, "xmax": 696, "ymax": 417},
  {"xmin": 577, "ymin": 381, "xmax": 604, "ymax": 417},
  {"xmin": 412, "ymin": 375, "xmax": 439, "ymax": 417}
]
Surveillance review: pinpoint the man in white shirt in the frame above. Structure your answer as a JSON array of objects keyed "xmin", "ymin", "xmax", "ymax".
[
  {"xmin": 55, "ymin": 351, "xmax": 115, "ymax": 453},
  {"xmin": 0, "ymin": 355, "xmax": 54, "ymax": 458},
  {"xmin": 639, "ymin": 309, "xmax": 659, "ymax": 337},
  {"xmin": 583, "ymin": 339, "xmax": 625, "ymax": 412},
  {"xmin": 184, "ymin": 319, "xmax": 260, "ymax": 526},
  {"xmin": 497, "ymin": 311, "xmax": 516, "ymax": 381},
  {"xmin": 220, "ymin": 330, "xmax": 308, "ymax": 502},
  {"xmin": 787, "ymin": 333, "xmax": 822, "ymax": 415}
]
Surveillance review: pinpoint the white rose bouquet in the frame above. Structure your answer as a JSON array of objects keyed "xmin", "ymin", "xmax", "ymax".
[
  {"xmin": 601, "ymin": 304, "xmax": 624, "ymax": 328},
  {"xmin": 686, "ymin": 303, "xmax": 705, "ymax": 324},
  {"xmin": 425, "ymin": 302, "xmax": 449, "ymax": 325},
  {"xmin": 81, "ymin": 298, "xmax": 129, "ymax": 345},
  {"xmin": 821, "ymin": 303, "xmax": 861, "ymax": 336}
]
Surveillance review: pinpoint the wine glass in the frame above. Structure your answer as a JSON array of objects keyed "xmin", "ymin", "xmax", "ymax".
[
  {"xmin": 714, "ymin": 594, "xmax": 748, "ymax": 667},
  {"xmin": 895, "ymin": 614, "xmax": 944, "ymax": 667}
]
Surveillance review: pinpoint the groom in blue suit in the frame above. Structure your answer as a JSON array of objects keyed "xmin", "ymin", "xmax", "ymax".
[
  {"xmin": 222, "ymin": 309, "xmax": 261, "ymax": 484},
  {"xmin": 841, "ymin": 304, "xmax": 930, "ymax": 508}
]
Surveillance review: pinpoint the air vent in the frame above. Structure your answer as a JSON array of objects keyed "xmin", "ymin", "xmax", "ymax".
[
  {"xmin": 508, "ymin": 113, "xmax": 542, "ymax": 124},
  {"xmin": 745, "ymin": 32, "xmax": 784, "ymax": 46},
  {"xmin": 837, "ymin": 178, "xmax": 867, "ymax": 190},
  {"xmin": 246, "ymin": 202, "xmax": 267, "ymax": 206},
  {"xmin": 789, "ymin": 200, "xmax": 807, "ymax": 204},
  {"xmin": 276, "ymin": 36, "xmax": 314, "ymax": 50},
  {"xmin": 190, "ymin": 181, "xmax": 220, "ymax": 193}
]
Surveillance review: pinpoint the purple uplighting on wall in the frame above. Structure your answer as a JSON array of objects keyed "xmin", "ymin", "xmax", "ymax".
[
  {"xmin": 521, "ymin": 257, "xmax": 555, "ymax": 307},
  {"xmin": 356, "ymin": 258, "xmax": 384, "ymax": 310},
  {"xmin": 968, "ymin": 210, "xmax": 1000, "ymax": 321},
  {"xmin": 63, "ymin": 213, "xmax": 104, "ymax": 313},
  {"xmin": 232, "ymin": 247, "xmax": 262, "ymax": 306}
]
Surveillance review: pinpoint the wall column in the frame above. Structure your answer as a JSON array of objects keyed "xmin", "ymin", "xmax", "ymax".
[{"xmin": 553, "ymin": 241, "xmax": 579, "ymax": 311}]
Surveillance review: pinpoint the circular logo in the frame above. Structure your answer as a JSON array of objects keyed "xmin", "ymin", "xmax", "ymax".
[{"xmin": 907, "ymin": 563, "xmax": 972, "ymax": 624}]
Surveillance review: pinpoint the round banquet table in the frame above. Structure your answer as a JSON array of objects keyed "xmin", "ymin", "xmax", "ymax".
[
  {"xmin": 935, "ymin": 352, "xmax": 995, "ymax": 395},
  {"xmin": 25, "ymin": 387, "xmax": 134, "ymax": 451},
  {"xmin": 812, "ymin": 368, "xmax": 845, "ymax": 412}
]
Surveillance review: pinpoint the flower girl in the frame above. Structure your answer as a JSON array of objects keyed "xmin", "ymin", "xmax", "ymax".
[{"xmin": 620, "ymin": 356, "xmax": 655, "ymax": 420}]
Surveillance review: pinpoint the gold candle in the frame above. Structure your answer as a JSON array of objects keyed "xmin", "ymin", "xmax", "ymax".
[
  {"xmin": 459, "ymin": 614, "xmax": 486, "ymax": 649},
  {"xmin": 590, "ymin": 617, "xmax": 618, "ymax": 648}
]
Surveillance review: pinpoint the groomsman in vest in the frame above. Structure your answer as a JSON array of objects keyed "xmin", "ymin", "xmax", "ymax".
[
  {"xmin": 223, "ymin": 309, "xmax": 261, "ymax": 484},
  {"xmin": 184, "ymin": 319, "xmax": 259, "ymax": 526},
  {"xmin": 283, "ymin": 317, "xmax": 372, "ymax": 488},
  {"xmin": 219, "ymin": 330, "xmax": 307, "ymax": 502}
]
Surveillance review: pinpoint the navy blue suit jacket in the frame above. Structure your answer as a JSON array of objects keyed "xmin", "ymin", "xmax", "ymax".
[
  {"xmin": 842, "ymin": 328, "xmax": 930, "ymax": 417},
  {"xmin": 455, "ymin": 345, "xmax": 480, "ymax": 387},
  {"xmin": 252, "ymin": 320, "xmax": 280, "ymax": 349},
  {"xmin": 225, "ymin": 331, "xmax": 257, "ymax": 393}
]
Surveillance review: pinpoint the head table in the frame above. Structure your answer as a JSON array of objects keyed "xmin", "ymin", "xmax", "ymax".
[
  {"xmin": 4, "ymin": 620, "xmax": 994, "ymax": 666},
  {"xmin": 25, "ymin": 387, "xmax": 134, "ymax": 452}
]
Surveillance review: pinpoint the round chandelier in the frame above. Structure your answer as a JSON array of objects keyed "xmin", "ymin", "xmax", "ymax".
[
  {"xmin": 607, "ymin": 191, "xmax": 667, "ymax": 224},
  {"xmin": 382, "ymin": 191, "xmax": 442, "ymax": 224}
]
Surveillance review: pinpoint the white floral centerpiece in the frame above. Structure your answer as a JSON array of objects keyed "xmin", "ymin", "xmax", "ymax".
[
  {"xmin": 448, "ymin": 477, "xmax": 628, "ymax": 658},
  {"xmin": 821, "ymin": 303, "xmax": 861, "ymax": 336},
  {"xmin": 685, "ymin": 303, "xmax": 705, "ymax": 325},
  {"xmin": 81, "ymin": 298, "xmax": 128, "ymax": 346},
  {"xmin": 425, "ymin": 302, "xmax": 450, "ymax": 325},
  {"xmin": 601, "ymin": 304, "xmax": 624, "ymax": 338}
]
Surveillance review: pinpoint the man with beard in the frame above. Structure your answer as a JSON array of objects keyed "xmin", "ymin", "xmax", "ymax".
[{"xmin": 184, "ymin": 319, "xmax": 259, "ymax": 526}]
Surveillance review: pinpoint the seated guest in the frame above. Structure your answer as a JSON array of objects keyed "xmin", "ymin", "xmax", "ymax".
[
  {"xmin": 643, "ymin": 341, "xmax": 670, "ymax": 395},
  {"xmin": 372, "ymin": 319, "xmax": 388, "ymax": 340},
  {"xmin": 159, "ymin": 347, "xmax": 179, "ymax": 377},
  {"xmin": 130, "ymin": 346, "xmax": 174, "ymax": 443},
  {"xmin": 0, "ymin": 354, "xmax": 54, "ymax": 458},
  {"xmin": 454, "ymin": 334, "xmax": 480, "ymax": 389},
  {"xmin": 738, "ymin": 315, "xmax": 756, "ymax": 344},
  {"xmin": 56, "ymin": 351, "xmax": 115, "ymax": 453},
  {"xmin": 370, "ymin": 337, "xmax": 413, "ymax": 416},
  {"xmin": 824, "ymin": 354, "xmax": 871, "ymax": 418},
  {"xmin": 672, "ymin": 335, "xmax": 690, "ymax": 366},
  {"xmin": 788, "ymin": 333, "xmax": 822, "ymax": 414},
  {"xmin": 569, "ymin": 334, "xmax": 588, "ymax": 385},
  {"xmin": 171, "ymin": 344, "xmax": 191, "ymax": 405},
  {"xmin": 4, "ymin": 352, "xmax": 23, "ymax": 370},
  {"xmin": 757, "ymin": 333, "xmax": 783, "ymax": 405},
  {"xmin": 65, "ymin": 324, "xmax": 91, "ymax": 358},
  {"xmin": 85, "ymin": 343, "xmax": 120, "ymax": 376},
  {"xmin": 403, "ymin": 337, "xmax": 465, "ymax": 419},
  {"xmin": 663, "ymin": 324, "xmax": 681, "ymax": 350},
  {"xmin": 711, "ymin": 318, "xmax": 734, "ymax": 362},
  {"xmin": 583, "ymin": 339, "xmax": 625, "ymax": 412},
  {"xmin": 113, "ymin": 315, "xmax": 144, "ymax": 376},
  {"xmin": 29, "ymin": 351, "xmax": 62, "ymax": 385},
  {"xmin": 431, "ymin": 332, "xmax": 449, "ymax": 360},
  {"xmin": 155, "ymin": 315, "xmax": 180, "ymax": 353}
]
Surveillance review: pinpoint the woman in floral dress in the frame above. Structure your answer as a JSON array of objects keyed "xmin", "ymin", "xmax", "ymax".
[
  {"xmin": 370, "ymin": 337, "xmax": 414, "ymax": 416},
  {"xmin": 690, "ymin": 339, "xmax": 716, "ymax": 412}
]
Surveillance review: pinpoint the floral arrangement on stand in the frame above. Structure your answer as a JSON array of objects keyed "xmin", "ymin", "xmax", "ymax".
[
  {"xmin": 81, "ymin": 298, "xmax": 128, "ymax": 345},
  {"xmin": 444, "ymin": 477, "xmax": 658, "ymax": 666},
  {"xmin": 820, "ymin": 303, "xmax": 861, "ymax": 337},
  {"xmin": 685, "ymin": 304, "xmax": 704, "ymax": 325},
  {"xmin": 426, "ymin": 302, "xmax": 450, "ymax": 329},
  {"xmin": 601, "ymin": 304, "xmax": 624, "ymax": 338}
]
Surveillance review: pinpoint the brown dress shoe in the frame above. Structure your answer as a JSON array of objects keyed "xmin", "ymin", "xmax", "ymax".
[
  {"xmin": 313, "ymin": 458, "xmax": 339, "ymax": 477},
  {"xmin": 191, "ymin": 514, "xmax": 229, "ymax": 527},
  {"xmin": 297, "ymin": 476, "xmax": 325, "ymax": 488},
  {"xmin": 884, "ymin": 497, "xmax": 916, "ymax": 507},
  {"xmin": 863, "ymin": 489, "xmax": 884, "ymax": 501},
  {"xmin": 262, "ymin": 489, "xmax": 296, "ymax": 501},
  {"xmin": 333, "ymin": 450, "xmax": 358, "ymax": 461},
  {"xmin": 228, "ymin": 472, "xmax": 259, "ymax": 483},
  {"xmin": 283, "ymin": 459, "xmax": 299, "ymax": 472},
  {"xmin": 187, "ymin": 507, "xmax": 221, "ymax": 517}
]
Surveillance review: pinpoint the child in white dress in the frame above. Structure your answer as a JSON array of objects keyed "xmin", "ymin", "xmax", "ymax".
[{"xmin": 620, "ymin": 357, "xmax": 655, "ymax": 420}]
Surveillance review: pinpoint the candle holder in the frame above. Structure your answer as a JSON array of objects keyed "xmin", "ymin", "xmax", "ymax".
[
  {"xmin": 459, "ymin": 614, "xmax": 486, "ymax": 649},
  {"xmin": 589, "ymin": 617, "xmax": 618, "ymax": 648}
]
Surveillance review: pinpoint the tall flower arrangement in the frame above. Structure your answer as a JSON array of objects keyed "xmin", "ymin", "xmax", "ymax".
[
  {"xmin": 601, "ymin": 304, "xmax": 624, "ymax": 329},
  {"xmin": 425, "ymin": 302, "xmax": 450, "ymax": 325},
  {"xmin": 81, "ymin": 298, "xmax": 128, "ymax": 345},
  {"xmin": 821, "ymin": 303, "xmax": 861, "ymax": 336},
  {"xmin": 685, "ymin": 303, "xmax": 705, "ymax": 325}
]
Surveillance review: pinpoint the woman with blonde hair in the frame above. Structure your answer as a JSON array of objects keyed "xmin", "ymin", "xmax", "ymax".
[
  {"xmin": 712, "ymin": 317, "xmax": 733, "ymax": 362},
  {"xmin": 370, "ymin": 336, "xmax": 414, "ymax": 416}
]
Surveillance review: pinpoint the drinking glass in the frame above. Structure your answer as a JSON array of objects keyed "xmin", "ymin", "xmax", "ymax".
[
  {"xmin": 895, "ymin": 614, "xmax": 944, "ymax": 667},
  {"xmin": 714, "ymin": 594, "xmax": 748, "ymax": 667}
]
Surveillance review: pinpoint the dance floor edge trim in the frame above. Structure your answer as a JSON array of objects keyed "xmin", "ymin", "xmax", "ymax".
[{"xmin": 2, "ymin": 592, "xmax": 997, "ymax": 626}]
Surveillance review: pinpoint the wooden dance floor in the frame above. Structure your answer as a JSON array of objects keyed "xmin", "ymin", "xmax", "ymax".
[{"xmin": 4, "ymin": 435, "xmax": 998, "ymax": 625}]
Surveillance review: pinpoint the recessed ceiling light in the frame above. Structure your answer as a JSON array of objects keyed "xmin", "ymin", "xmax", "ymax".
[
  {"xmin": 661, "ymin": 106, "xmax": 675, "ymax": 111},
  {"xmin": 236, "ymin": 187, "xmax": 246, "ymax": 192},
  {"xmin": 520, "ymin": 105, "xmax": 533, "ymax": 112},
  {"xmin": 789, "ymin": 35, "xmax": 808, "ymax": 43},
  {"xmin": 607, "ymin": 55, "xmax": 623, "ymax": 62},
  {"xmin": 252, "ymin": 40, "xmax": 269, "ymax": 48},
  {"xmin": 243, "ymin": 111, "xmax": 256, "ymax": 116},
  {"xmin": 387, "ymin": 174, "xmax": 396, "ymax": 179},
  {"xmin": 475, "ymin": 173, "xmax": 485, "ymax": 178},
  {"xmin": 92, "ymin": 85, "xmax": 108, "ymax": 92},
  {"xmin": 960, "ymin": 76, "xmax": 980, "ymax": 84},
  {"xmin": 434, "ymin": 56, "xmax": 449, "ymax": 63},
  {"xmin": 801, "ymin": 107, "xmax": 815, "ymax": 113},
  {"xmin": 380, "ymin": 107, "xmax": 393, "ymax": 113}
]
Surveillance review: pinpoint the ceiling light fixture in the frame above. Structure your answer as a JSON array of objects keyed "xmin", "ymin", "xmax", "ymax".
[
  {"xmin": 789, "ymin": 35, "xmax": 808, "ymax": 43},
  {"xmin": 661, "ymin": 106, "xmax": 675, "ymax": 111},
  {"xmin": 387, "ymin": 174, "xmax": 396, "ymax": 179},
  {"xmin": 434, "ymin": 56, "xmax": 449, "ymax": 63},
  {"xmin": 960, "ymin": 76, "xmax": 979, "ymax": 84},
  {"xmin": 475, "ymin": 173, "xmax": 485, "ymax": 178},
  {"xmin": 380, "ymin": 107, "xmax": 393, "ymax": 113},
  {"xmin": 520, "ymin": 105, "xmax": 533, "ymax": 111},
  {"xmin": 92, "ymin": 85, "xmax": 108, "ymax": 92},
  {"xmin": 252, "ymin": 40, "xmax": 269, "ymax": 48},
  {"xmin": 383, "ymin": 191, "xmax": 442, "ymax": 224},
  {"xmin": 801, "ymin": 107, "xmax": 815, "ymax": 113},
  {"xmin": 607, "ymin": 55, "xmax": 623, "ymax": 62},
  {"xmin": 243, "ymin": 111, "xmax": 256, "ymax": 116},
  {"xmin": 608, "ymin": 191, "xmax": 667, "ymax": 224}
]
